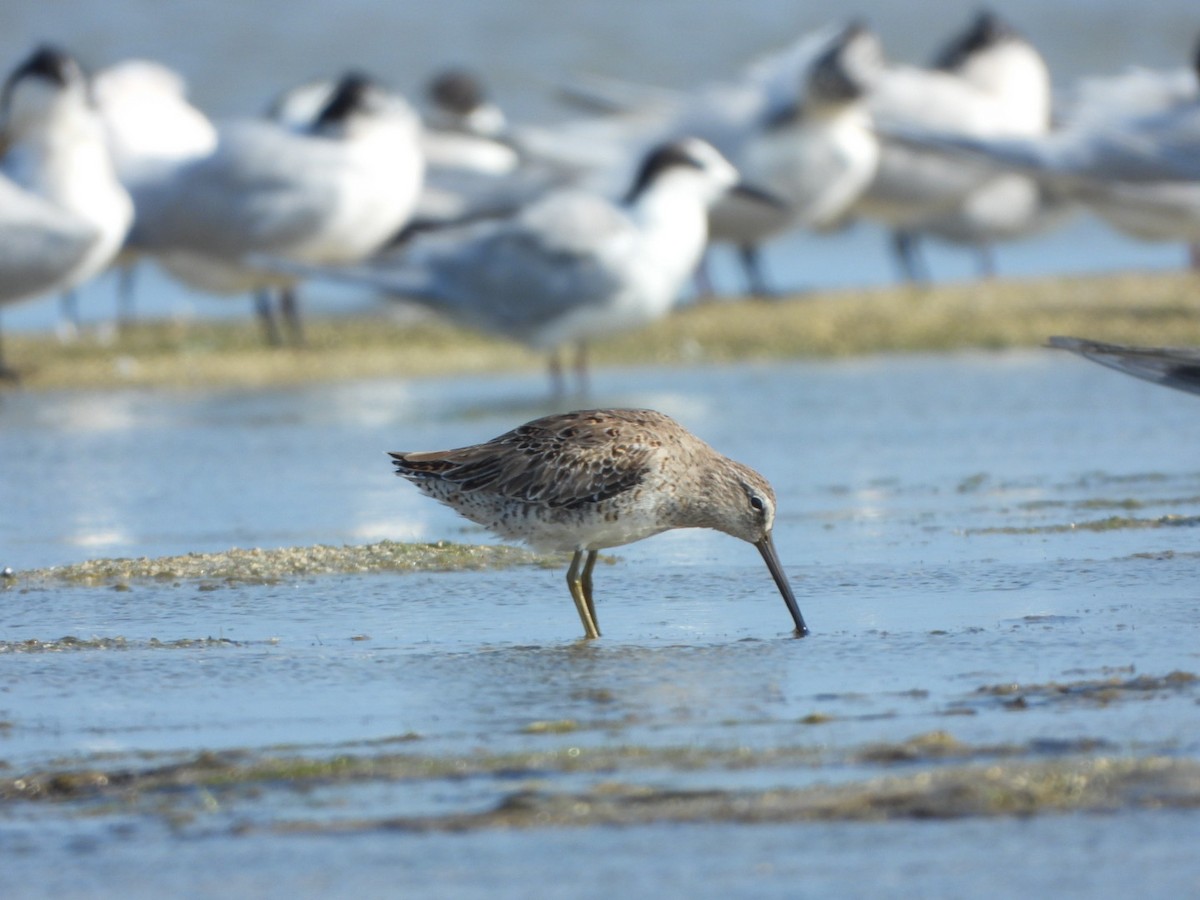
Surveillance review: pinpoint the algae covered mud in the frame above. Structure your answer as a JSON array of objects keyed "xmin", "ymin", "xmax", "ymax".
[
  {"xmin": 3, "ymin": 350, "xmax": 1200, "ymax": 895},
  {"xmin": 4, "ymin": 271, "xmax": 1200, "ymax": 390}
]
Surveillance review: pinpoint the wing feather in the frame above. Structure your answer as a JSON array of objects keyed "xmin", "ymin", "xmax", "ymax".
[
  {"xmin": 1049, "ymin": 335, "xmax": 1200, "ymax": 396},
  {"xmin": 390, "ymin": 409, "xmax": 674, "ymax": 509}
]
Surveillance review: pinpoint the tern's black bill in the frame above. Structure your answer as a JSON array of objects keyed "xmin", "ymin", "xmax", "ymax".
[{"xmin": 756, "ymin": 533, "xmax": 809, "ymax": 637}]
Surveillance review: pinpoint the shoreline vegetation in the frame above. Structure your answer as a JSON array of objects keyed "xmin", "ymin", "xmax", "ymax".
[{"xmin": 5, "ymin": 270, "xmax": 1200, "ymax": 390}]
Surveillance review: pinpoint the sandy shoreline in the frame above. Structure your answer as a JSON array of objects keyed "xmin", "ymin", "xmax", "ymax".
[{"xmin": 5, "ymin": 270, "xmax": 1200, "ymax": 390}]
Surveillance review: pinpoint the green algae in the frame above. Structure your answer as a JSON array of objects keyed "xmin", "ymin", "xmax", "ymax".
[
  {"xmin": 7, "ymin": 740, "xmax": 1197, "ymax": 829},
  {"xmin": 282, "ymin": 757, "xmax": 1200, "ymax": 830},
  {"xmin": 522, "ymin": 720, "xmax": 582, "ymax": 735},
  {"xmin": 1, "ymin": 716, "xmax": 1179, "ymax": 808},
  {"xmin": 856, "ymin": 730, "xmax": 975, "ymax": 764},
  {"xmin": 969, "ymin": 671, "xmax": 1199, "ymax": 711},
  {"xmin": 0, "ymin": 636, "xmax": 244, "ymax": 654},
  {"xmin": 1017, "ymin": 497, "xmax": 1148, "ymax": 512},
  {"xmin": 6, "ymin": 270, "xmax": 1200, "ymax": 390},
  {"xmin": 967, "ymin": 514, "xmax": 1200, "ymax": 536},
  {"xmin": 1, "ymin": 540, "xmax": 554, "ymax": 590}
]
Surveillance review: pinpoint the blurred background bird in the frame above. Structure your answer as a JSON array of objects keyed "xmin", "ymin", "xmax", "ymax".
[
  {"xmin": 0, "ymin": 45, "xmax": 132, "ymax": 374},
  {"xmin": 0, "ymin": 4, "xmax": 1198, "ymax": 367},
  {"xmin": 252, "ymin": 138, "xmax": 769, "ymax": 394},
  {"xmin": 127, "ymin": 71, "xmax": 424, "ymax": 345}
]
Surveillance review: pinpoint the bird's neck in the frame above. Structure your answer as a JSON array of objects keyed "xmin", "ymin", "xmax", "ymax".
[{"xmin": 626, "ymin": 174, "xmax": 709, "ymax": 259}]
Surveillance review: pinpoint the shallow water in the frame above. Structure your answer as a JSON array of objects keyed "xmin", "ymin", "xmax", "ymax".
[{"xmin": 3, "ymin": 355, "xmax": 1200, "ymax": 896}]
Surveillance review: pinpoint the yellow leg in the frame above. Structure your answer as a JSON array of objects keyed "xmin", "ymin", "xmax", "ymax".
[
  {"xmin": 580, "ymin": 550, "xmax": 599, "ymax": 628},
  {"xmin": 566, "ymin": 550, "xmax": 601, "ymax": 639}
]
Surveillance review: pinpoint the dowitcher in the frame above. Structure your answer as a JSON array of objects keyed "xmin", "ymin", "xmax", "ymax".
[{"xmin": 389, "ymin": 408, "xmax": 808, "ymax": 639}]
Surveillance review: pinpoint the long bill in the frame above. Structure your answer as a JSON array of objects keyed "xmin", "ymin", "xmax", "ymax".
[{"xmin": 755, "ymin": 533, "xmax": 809, "ymax": 637}]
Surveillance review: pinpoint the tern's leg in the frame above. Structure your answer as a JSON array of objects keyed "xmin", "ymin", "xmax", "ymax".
[
  {"xmin": 891, "ymin": 230, "xmax": 928, "ymax": 283},
  {"xmin": 0, "ymin": 321, "xmax": 19, "ymax": 382},
  {"xmin": 254, "ymin": 289, "xmax": 284, "ymax": 346},
  {"xmin": 548, "ymin": 349, "xmax": 565, "ymax": 399},
  {"xmin": 279, "ymin": 286, "xmax": 306, "ymax": 346},
  {"xmin": 117, "ymin": 262, "xmax": 137, "ymax": 333},
  {"xmin": 573, "ymin": 341, "xmax": 590, "ymax": 397},
  {"xmin": 975, "ymin": 244, "xmax": 996, "ymax": 280},
  {"xmin": 566, "ymin": 550, "xmax": 601, "ymax": 639},
  {"xmin": 692, "ymin": 249, "xmax": 717, "ymax": 301},
  {"xmin": 738, "ymin": 244, "xmax": 771, "ymax": 298},
  {"xmin": 57, "ymin": 290, "xmax": 80, "ymax": 342}
]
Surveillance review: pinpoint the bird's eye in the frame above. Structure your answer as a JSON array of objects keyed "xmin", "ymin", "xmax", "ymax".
[{"xmin": 749, "ymin": 495, "xmax": 766, "ymax": 512}]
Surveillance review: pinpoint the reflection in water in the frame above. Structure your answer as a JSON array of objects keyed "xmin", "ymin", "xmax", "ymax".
[
  {"xmin": 65, "ymin": 526, "xmax": 135, "ymax": 550},
  {"xmin": 4, "ymin": 354, "xmax": 1200, "ymax": 573},
  {"xmin": 350, "ymin": 516, "xmax": 437, "ymax": 543}
]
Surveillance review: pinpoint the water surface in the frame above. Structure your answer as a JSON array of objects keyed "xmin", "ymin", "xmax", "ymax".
[{"xmin": 3, "ymin": 355, "xmax": 1200, "ymax": 896}]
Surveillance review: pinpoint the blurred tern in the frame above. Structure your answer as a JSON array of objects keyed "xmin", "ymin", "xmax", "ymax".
[
  {"xmin": 269, "ymin": 69, "xmax": 551, "ymax": 249},
  {"xmin": 256, "ymin": 138, "xmax": 768, "ymax": 393},
  {"xmin": 132, "ymin": 72, "xmax": 424, "ymax": 343},
  {"xmin": 421, "ymin": 68, "xmax": 518, "ymax": 174},
  {"xmin": 523, "ymin": 24, "xmax": 888, "ymax": 295},
  {"xmin": 0, "ymin": 45, "xmax": 133, "ymax": 373},
  {"xmin": 854, "ymin": 11, "xmax": 1053, "ymax": 280},
  {"xmin": 408, "ymin": 68, "xmax": 573, "ymax": 233},
  {"xmin": 92, "ymin": 58, "xmax": 217, "ymax": 325},
  {"xmin": 0, "ymin": 175, "xmax": 99, "ymax": 377},
  {"xmin": 1049, "ymin": 336, "xmax": 1200, "ymax": 397},
  {"xmin": 94, "ymin": 59, "xmax": 217, "ymax": 181},
  {"xmin": 884, "ymin": 51, "xmax": 1200, "ymax": 249},
  {"xmin": 708, "ymin": 21, "xmax": 882, "ymax": 294},
  {"xmin": 901, "ymin": 175, "xmax": 1074, "ymax": 278},
  {"xmin": 1063, "ymin": 40, "xmax": 1199, "ymax": 130}
]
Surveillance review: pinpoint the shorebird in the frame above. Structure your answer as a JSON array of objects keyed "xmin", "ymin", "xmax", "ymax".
[
  {"xmin": 420, "ymin": 68, "xmax": 517, "ymax": 173},
  {"xmin": 92, "ymin": 58, "xmax": 217, "ymax": 329},
  {"xmin": 1049, "ymin": 336, "xmax": 1200, "ymax": 396},
  {"xmin": 702, "ymin": 20, "xmax": 882, "ymax": 295},
  {"xmin": 881, "ymin": 34, "xmax": 1200, "ymax": 257},
  {"xmin": 537, "ymin": 22, "xmax": 877, "ymax": 295},
  {"xmin": 129, "ymin": 71, "xmax": 424, "ymax": 345},
  {"xmin": 257, "ymin": 137, "xmax": 767, "ymax": 394},
  {"xmin": 388, "ymin": 408, "xmax": 808, "ymax": 639},
  {"xmin": 0, "ymin": 45, "xmax": 133, "ymax": 375},
  {"xmin": 855, "ymin": 11, "xmax": 1053, "ymax": 281}
]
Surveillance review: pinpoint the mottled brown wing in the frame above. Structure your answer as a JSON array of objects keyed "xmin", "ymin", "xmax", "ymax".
[{"xmin": 390, "ymin": 409, "xmax": 671, "ymax": 509}]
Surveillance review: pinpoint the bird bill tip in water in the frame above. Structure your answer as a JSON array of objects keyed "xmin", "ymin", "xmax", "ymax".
[{"xmin": 755, "ymin": 533, "xmax": 809, "ymax": 637}]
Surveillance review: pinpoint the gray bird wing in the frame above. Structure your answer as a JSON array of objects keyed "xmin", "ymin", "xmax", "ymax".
[
  {"xmin": 416, "ymin": 191, "xmax": 631, "ymax": 340},
  {"xmin": 248, "ymin": 189, "xmax": 633, "ymax": 344},
  {"xmin": 1049, "ymin": 335, "xmax": 1200, "ymax": 396},
  {"xmin": 883, "ymin": 102, "xmax": 1200, "ymax": 187},
  {"xmin": 129, "ymin": 121, "xmax": 338, "ymax": 256},
  {"xmin": 0, "ymin": 175, "xmax": 98, "ymax": 305},
  {"xmin": 1063, "ymin": 104, "xmax": 1200, "ymax": 182}
]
